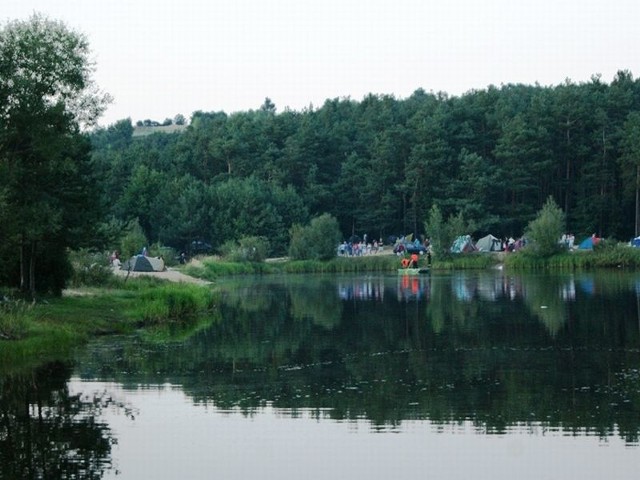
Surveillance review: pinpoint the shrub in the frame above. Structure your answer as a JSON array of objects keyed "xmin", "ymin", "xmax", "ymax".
[
  {"xmin": 69, "ymin": 249, "xmax": 114, "ymax": 287},
  {"xmin": 289, "ymin": 213, "xmax": 342, "ymax": 261},
  {"xmin": 220, "ymin": 236, "xmax": 270, "ymax": 262},
  {"xmin": 425, "ymin": 205, "xmax": 475, "ymax": 260},
  {"xmin": 150, "ymin": 243, "xmax": 178, "ymax": 267},
  {"xmin": 525, "ymin": 196, "xmax": 565, "ymax": 257},
  {"xmin": 119, "ymin": 221, "xmax": 148, "ymax": 259},
  {"xmin": 0, "ymin": 299, "xmax": 32, "ymax": 340}
]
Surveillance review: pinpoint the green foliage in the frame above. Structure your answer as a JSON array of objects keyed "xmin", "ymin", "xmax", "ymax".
[
  {"xmin": 525, "ymin": 196, "xmax": 565, "ymax": 257},
  {"xmin": 505, "ymin": 242, "xmax": 640, "ymax": 270},
  {"xmin": 283, "ymin": 255, "xmax": 399, "ymax": 273},
  {"xmin": 0, "ymin": 299, "xmax": 33, "ymax": 340},
  {"xmin": 210, "ymin": 177, "xmax": 308, "ymax": 256},
  {"xmin": 425, "ymin": 205, "xmax": 446, "ymax": 257},
  {"xmin": 425, "ymin": 205, "xmax": 474, "ymax": 259},
  {"xmin": 119, "ymin": 221, "xmax": 148, "ymax": 259},
  {"xmin": 89, "ymin": 70, "xmax": 640, "ymax": 255},
  {"xmin": 433, "ymin": 254, "xmax": 497, "ymax": 270},
  {"xmin": 289, "ymin": 213, "xmax": 342, "ymax": 261},
  {"xmin": 68, "ymin": 249, "xmax": 115, "ymax": 288},
  {"xmin": 133, "ymin": 284, "xmax": 216, "ymax": 324},
  {"xmin": 0, "ymin": 15, "xmax": 110, "ymax": 296},
  {"xmin": 220, "ymin": 236, "xmax": 270, "ymax": 262},
  {"xmin": 150, "ymin": 243, "xmax": 178, "ymax": 267},
  {"xmin": 187, "ymin": 259, "xmax": 270, "ymax": 280}
]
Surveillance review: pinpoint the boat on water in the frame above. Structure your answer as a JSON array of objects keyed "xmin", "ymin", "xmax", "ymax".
[{"xmin": 398, "ymin": 267, "xmax": 430, "ymax": 275}]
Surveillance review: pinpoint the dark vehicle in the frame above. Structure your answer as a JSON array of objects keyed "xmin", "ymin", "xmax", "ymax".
[
  {"xmin": 393, "ymin": 241, "xmax": 428, "ymax": 255},
  {"xmin": 190, "ymin": 240, "xmax": 212, "ymax": 255}
]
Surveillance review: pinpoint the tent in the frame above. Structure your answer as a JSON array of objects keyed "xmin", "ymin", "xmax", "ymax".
[
  {"xmin": 476, "ymin": 234, "xmax": 502, "ymax": 252},
  {"xmin": 578, "ymin": 236, "xmax": 600, "ymax": 250},
  {"xmin": 632, "ymin": 237, "xmax": 640, "ymax": 248},
  {"xmin": 450, "ymin": 235, "xmax": 477, "ymax": 253},
  {"xmin": 125, "ymin": 255, "xmax": 165, "ymax": 272}
]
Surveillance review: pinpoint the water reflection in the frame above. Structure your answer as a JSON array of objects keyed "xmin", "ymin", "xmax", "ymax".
[
  {"xmin": 0, "ymin": 362, "xmax": 116, "ymax": 479},
  {"xmin": 71, "ymin": 271, "xmax": 640, "ymax": 446}
]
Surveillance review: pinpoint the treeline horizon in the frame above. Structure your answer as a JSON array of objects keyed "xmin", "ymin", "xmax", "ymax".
[{"xmin": 91, "ymin": 70, "xmax": 640, "ymax": 255}]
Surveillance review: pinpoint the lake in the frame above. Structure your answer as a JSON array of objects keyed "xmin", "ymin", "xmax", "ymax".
[{"xmin": 2, "ymin": 271, "xmax": 640, "ymax": 479}]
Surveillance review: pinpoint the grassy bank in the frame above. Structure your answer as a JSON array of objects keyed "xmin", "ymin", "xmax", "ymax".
[
  {"xmin": 0, "ymin": 277, "xmax": 218, "ymax": 375},
  {"xmin": 187, "ymin": 255, "xmax": 409, "ymax": 279},
  {"xmin": 185, "ymin": 244, "xmax": 640, "ymax": 280},
  {"xmin": 186, "ymin": 253, "xmax": 502, "ymax": 279},
  {"xmin": 504, "ymin": 243, "xmax": 640, "ymax": 270}
]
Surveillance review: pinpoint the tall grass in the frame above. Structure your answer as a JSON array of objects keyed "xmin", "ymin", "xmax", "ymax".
[
  {"xmin": 185, "ymin": 260, "xmax": 271, "ymax": 280},
  {"xmin": 0, "ymin": 299, "xmax": 33, "ymax": 340},
  {"xmin": 187, "ymin": 253, "xmax": 500, "ymax": 278},
  {"xmin": 132, "ymin": 283, "xmax": 217, "ymax": 324},
  {"xmin": 504, "ymin": 243, "xmax": 640, "ymax": 270},
  {"xmin": 283, "ymin": 255, "xmax": 401, "ymax": 273},
  {"xmin": 434, "ymin": 254, "xmax": 497, "ymax": 270}
]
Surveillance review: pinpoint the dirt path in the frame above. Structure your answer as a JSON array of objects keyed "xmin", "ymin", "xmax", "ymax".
[{"xmin": 111, "ymin": 265, "xmax": 211, "ymax": 285}]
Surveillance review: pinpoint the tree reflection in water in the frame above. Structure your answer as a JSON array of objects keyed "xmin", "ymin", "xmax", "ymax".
[
  {"xmin": 0, "ymin": 362, "xmax": 115, "ymax": 479},
  {"xmin": 72, "ymin": 272, "xmax": 640, "ymax": 445}
]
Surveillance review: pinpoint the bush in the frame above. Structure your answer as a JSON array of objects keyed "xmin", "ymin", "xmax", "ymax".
[
  {"xmin": 220, "ymin": 236, "xmax": 269, "ymax": 262},
  {"xmin": 69, "ymin": 249, "xmax": 114, "ymax": 287},
  {"xmin": 289, "ymin": 213, "xmax": 342, "ymax": 261},
  {"xmin": 119, "ymin": 221, "xmax": 148, "ymax": 259},
  {"xmin": 150, "ymin": 243, "xmax": 178, "ymax": 267},
  {"xmin": 525, "ymin": 196, "xmax": 565, "ymax": 257},
  {"xmin": 425, "ymin": 205, "xmax": 475, "ymax": 260}
]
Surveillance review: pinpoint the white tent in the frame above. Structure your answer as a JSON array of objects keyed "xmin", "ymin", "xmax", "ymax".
[{"xmin": 476, "ymin": 234, "xmax": 502, "ymax": 252}]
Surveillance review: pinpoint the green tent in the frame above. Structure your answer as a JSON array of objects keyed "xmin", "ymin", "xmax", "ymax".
[{"xmin": 125, "ymin": 255, "xmax": 165, "ymax": 272}]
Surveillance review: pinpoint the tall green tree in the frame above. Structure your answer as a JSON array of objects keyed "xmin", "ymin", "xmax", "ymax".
[
  {"xmin": 525, "ymin": 196, "xmax": 565, "ymax": 257},
  {"xmin": 0, "ymin": 15, "xmax": 110, "ymax": 295},
  {"xmin": 620, "ymin": 112, "xmax": 640, "ymax": 237}
]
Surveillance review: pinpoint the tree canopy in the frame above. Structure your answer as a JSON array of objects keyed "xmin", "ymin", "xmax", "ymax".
[
  {"xmin": 90, "ymin": 72, "xmax": 640, "ymax": 255},
  {"xmin": 4, "ymin": 17, "xmax": 640, "ymax": 291},
  {"xmin": 0, "ymin": 15, "xmax": 110, "ymax": 295}
]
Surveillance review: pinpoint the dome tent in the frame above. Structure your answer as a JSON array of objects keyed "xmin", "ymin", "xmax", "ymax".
[
  {"xmin": 578, "ymin": 236, "xmax": 600, "ymax": 250},
  {"xmin": 450, "ymin": 235, "xmax": 477, "ymax": 253},
  {"xmin": 124, "ymin": 255, "xmax": 165, "ymax": 272},
  {"xmin": 476, "ymin": 234, "xmax": 502, "ymax": 252}
]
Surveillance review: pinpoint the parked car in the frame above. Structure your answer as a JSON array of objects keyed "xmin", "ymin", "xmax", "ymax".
[{"xmin": 190, "ymin": 240, "xmax": 213, "ymax": 255}]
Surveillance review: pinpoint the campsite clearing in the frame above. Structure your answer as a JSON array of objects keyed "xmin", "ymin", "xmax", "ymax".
[{"xmin": 111, "ymin": 265, "xmax": 211, "ymax": 285}]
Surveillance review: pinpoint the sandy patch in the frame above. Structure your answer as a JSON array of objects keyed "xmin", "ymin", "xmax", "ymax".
[{"xmin": 111, "ymin": 266, "xmax": 211, "ymax": 285}]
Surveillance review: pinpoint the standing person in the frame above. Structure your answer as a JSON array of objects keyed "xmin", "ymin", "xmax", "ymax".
[{"xmin": 409, "ymin": 252, "xmax": 419, "ymax": 268}]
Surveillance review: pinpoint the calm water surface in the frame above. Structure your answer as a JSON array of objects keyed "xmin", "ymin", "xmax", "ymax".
[{"xmin": 3, "ymin": 271, "xmax": 640, "ymax": 479}]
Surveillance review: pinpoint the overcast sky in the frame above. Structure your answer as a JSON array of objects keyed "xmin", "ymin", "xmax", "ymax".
[{"xmin": 4, "ymin": 0, "xmax": 640, "ymax": 126}]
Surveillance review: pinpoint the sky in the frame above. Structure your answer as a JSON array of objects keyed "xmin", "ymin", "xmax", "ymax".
[{"xmin": 4, "ymin": 0, "xmax": 640, "ymax": 127}]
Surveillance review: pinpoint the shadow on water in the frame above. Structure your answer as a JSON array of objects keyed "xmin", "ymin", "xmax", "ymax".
[{"xmin": 66, "ymin": 271, "xmax": 640, "ymax": 445}]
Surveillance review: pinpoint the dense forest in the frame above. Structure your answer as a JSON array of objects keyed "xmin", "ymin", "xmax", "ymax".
[
  {"xmin": 91, "ymin": 71, "xmax": 640, "ymax": 256},
  {"xmin": 5, "ymin": 15, "xmax": 640, "ymax": 294}
]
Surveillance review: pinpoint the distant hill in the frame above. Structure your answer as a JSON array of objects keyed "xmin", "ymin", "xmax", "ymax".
[{"xmin": 132, "ymin": 124, "xmax": 188, "ymax": 137}]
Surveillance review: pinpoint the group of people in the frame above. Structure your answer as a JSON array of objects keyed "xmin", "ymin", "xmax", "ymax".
[
  {"xmin": 560, "ymin": 233, "xmax": 576, "ymax": 250},
  {"xmin": 337, "ymin": 239, "xmax": 384, "ymax": 257}
]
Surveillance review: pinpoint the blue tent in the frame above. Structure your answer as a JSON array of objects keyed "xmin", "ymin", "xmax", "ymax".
[
  {"xmin": 632, "ymin": 237, "xmax": 640, "ymax": 248},
  {"xmin": 578, "ymin": 236, "xmax": 601, "ymax": 250},
  {"xmin": 450, "ymin": 235, "xmax": 477, "ymax": 253}
]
